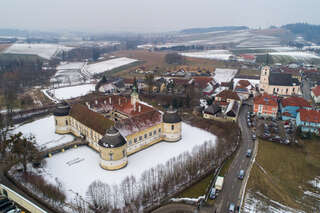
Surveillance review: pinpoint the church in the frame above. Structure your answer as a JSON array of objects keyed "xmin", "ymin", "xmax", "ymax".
[
  {"xmin": 53, "ymin": 88, "xmax": 182, "ymax": 170},
  {"xmin": 259, "ymin": 66, "xmax": 301, "ymax": 96}
]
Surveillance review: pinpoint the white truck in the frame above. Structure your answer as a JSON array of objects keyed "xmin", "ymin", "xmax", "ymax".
[{"xmin": 215, "ymin": 176, "xmax": 224, "ymax": 191}]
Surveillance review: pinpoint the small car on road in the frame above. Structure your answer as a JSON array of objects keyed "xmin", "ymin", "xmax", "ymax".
[
  {"xmin": 229, "ymin": 203, "xmax": 235, "ymax": 212},
  {"xmin": 238, "ymin": 170, "xmax": 245, "ymax": 180},
  {"xmin": 209, "ymin": 187, "xmax": 217, "ymax": 199},
  {"xmin": 246, "ymin": 149, "xmax": 252, "ymax": 157}
]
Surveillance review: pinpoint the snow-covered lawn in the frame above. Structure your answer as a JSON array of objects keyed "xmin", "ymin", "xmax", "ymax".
[
  {"xmin": 213, "ymin": 68, "xmax": 238, "ymax": 83},
  {"xmin": 309, "ymin": 177, "xmax": 320, "ymax": 190},
  {"xmin": 41, "ymin": 123, "xmax": 216, "ymax": 201},
  {"xmin": 86, "ymin": 57, "xmax": 137, "ymax": 75},
  {"xmin": 3, "ymin": 43, "xmax": 73, "ymax": 59},
  {"xmin": 270, "ymin": 51, "xmax": 320, "ymax": 59},
  {"xmin": 45, "ymin": 84, "xmax": 95, "ymax": 100},
  {"xmin": 11, "ymin": 116, "xmax": 74, "ymax": 150},
  {"xmin": 180, "ymin": 50, "xmax": 233, "ymax": 60}
]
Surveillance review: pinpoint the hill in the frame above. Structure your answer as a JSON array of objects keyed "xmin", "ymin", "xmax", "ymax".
[
  {"xmin": 180, "ymin": 26, "xmax": 249, "ymax": 34},
  {"xmin": 282, "ymin": 23, "xmax": 320, "ymax": 44}
]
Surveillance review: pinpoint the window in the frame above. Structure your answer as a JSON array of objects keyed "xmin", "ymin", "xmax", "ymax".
[
  {"xmin": 154, "ymin": 130, "xmax": 157, "ymax": 135},
  {"xmin": 55, "ymin": 120, "xmax": 57, "ymax": 125},
  {"xmin": 66, "ymin": 120, "xmax": 68, "ymax": 125},
  {"xmin": 158, "ymin": 128, "xmax": 161, "ymax": 133},
  {"xmin": 149, "ymin": 132, "xmax": 152, "ymax": 136},
  {"xmin": 139, "ymin": 136, "xmax": 142, "ymax": 141},
  {"xmin": 286, "ymin": 88, "xmax": 288, "ymax": 94},
  {"xmin": 109, "ymin": 153, "xmax": 113, "ymax": 161},
  {"xmin": 293, "ymin": 88, "xmax": 295, "ymax": 92},
  {"xmin": 171, "ymin": 125, "xmax": 174, "ymax": 130},
  {"xmin": 122, "ymin": 150, "xmax": 126, "ymax": 157},
  {"xmin": 129, "ymin": 140, "xmax": 132, "ymax": 145},
  {"xmin": 144, "ymin": 134, "xmax": 147, "ymax": 139},
  {"xmin": 134, "ymin": 138, "xmax": 137, "ymax": 143}
]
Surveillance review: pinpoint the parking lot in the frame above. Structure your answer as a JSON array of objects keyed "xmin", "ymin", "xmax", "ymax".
[{"xmin": 246, "ymin": 111, "xmax": 297, "ymax": 145}]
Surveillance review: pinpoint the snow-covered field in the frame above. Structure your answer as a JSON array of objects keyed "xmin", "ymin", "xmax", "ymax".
[
  {"xmin": 86, "ymin": 57, "xmax": 137, "ymax": 75},
  {"xmin": 180, "ymin": 50, "xmax": 233, "ymax": 60},
  {"xmin": 309, "ymin": 177, "xmax": 320, "ymax": 190},
  {"xmin": 270, "ymin": 51, "xmax": 320, "ymax": 59},
  {"xmin": 244, "ymin": 191, "xmax": 304, "ymax": 213},
  {"xmin": 40, "ymin": 123, "xmax": 216, "ymax": 201},
  {"xmin": 44, "ymin": 84, "xmax": 95, "ymax": 101},
  {"xmin": 3, "ymin": 43, "xmax": 73, "ymax": 59},
  {"xmin": 56, "ymin": 62, "xmax": 85, "ymax": 70},
  {"xmin": 11, "ymin": 116, "xmax": 74, "ymax": 150},
  {"xmin": 213, "ymin": 68, "xmax": 238, "ymax": 83}
]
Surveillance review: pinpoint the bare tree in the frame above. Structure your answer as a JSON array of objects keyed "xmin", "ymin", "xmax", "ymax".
[{"xmin": 86, "ymin": 180, "xmax": 111, "ymax": 212}]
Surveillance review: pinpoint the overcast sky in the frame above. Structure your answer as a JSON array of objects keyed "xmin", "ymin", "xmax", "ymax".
[{"xmin": 1, "ymin": 0, "xmax": 320, "ymax": 33}]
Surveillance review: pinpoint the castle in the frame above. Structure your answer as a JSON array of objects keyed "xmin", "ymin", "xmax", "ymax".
[{"xmin": 53, "ymin": 88, "xmax": 182, "ymax": 170}]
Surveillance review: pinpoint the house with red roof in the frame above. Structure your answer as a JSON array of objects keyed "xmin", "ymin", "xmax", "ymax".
[
  {"xmin": 280, "ymin": 96, "xmax": 311, "ymax": 120},
  {"xmin": 296, "ymin": 109, "xmax": 320, "ymax": 135},
  {"xmin": 311, "ymin": 85, "xmax": 320, "ymax": 104},
  {"xmin": 234, "ymin": 80, "xmax": 257, "ymax": 100},
  {"xmin": 253, "ymin": 94, "xmax": 278, "ymax": 118}
]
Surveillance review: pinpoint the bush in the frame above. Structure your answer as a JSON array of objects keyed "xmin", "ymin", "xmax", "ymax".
[{"xmin": 165, "ymin": 53, "xmax": 185, "ymax": 65}]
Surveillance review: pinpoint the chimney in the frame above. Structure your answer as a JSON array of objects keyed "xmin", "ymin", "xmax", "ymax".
[
  {"xmin": 95, "ymin": 100, "xmax": 98, "ymax": 105},
  {"xmin": 138, "ymin": 105, "xmax": 141, "ymax": 112},
  {"xmin": 109, "ymin": 97, "xmax": 112, "ymax": 104},
  {"xmin": 104, "ymin": 100, "xmax": 106, "ymax": 105}
]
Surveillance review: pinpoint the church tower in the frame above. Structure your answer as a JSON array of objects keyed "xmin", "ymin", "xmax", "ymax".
[{"xmin": 260, "ymin": 66, "xmax": 270, "ymax": 92}]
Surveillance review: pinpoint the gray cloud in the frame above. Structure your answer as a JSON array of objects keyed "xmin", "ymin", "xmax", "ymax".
[{"xmin": 1, "ymin": 0, "xmax": 320, "ymax": 33}]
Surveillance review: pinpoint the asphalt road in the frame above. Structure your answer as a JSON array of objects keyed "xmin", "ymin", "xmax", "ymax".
[{"xmin": 213, "ymin": 104, "xmax": 255, "ymax": 212}]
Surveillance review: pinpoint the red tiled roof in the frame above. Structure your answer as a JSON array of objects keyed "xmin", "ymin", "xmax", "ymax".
[
  {"xmin": 312, "ymin": 85, "xmax": 320, "ymax": 97},
  {"xmin": 254, "ymin": 94, "xmax": 278, "ymax": 106},
  {"xmin": 216, "ymin": 90, "xmax": 240, "ymax": 101},
  {"xmin": 173, "ymin": 78, "xmax": 190, "ymax": 85},
  {"xmin": 240, "ymin": 54, "xmax": 255, "ymax": 60},
  {"xmin": 237, "ymin": 80, "xmax": 251, "ymax": 88},
  {"xmin": 281, "ymin": 96, "xmax": 311, "ymax": 108},
  {"xmin": 282, "ymin": 112, "xmax": 291, "ymax": 117},
  {"xmin": 192, "ymin": 77, "xmax": 214, "ymax": 89},
  {"xmin": 299, "ymin": 109, "xmax": 320, "ymax": 123},
  {"xmin": 124, "ymin": 79, "xmax": 134, "ymax": 84},
  {"xmin": 89, "ymin": 96, "xmax": 155, "ymax": 117},
  {"xmin": 217, "ymin": 101, "xmax": 229, "ymax": 106}
]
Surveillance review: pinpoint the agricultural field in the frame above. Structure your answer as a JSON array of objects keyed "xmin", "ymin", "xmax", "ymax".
[
  {"xmin": 0, "ymin": 43, "xmax": 11, "ymax": 52},
  {"xmin": 3, "ymin": 43, "xmax": 74, "ymax": 59},
  {"xmin": 180, "ymin": 50, "xmax": 233, "ymax": 60},
  {"xmin": 243, "ymin": 139, "xmax": 320, "ymax": 212}
]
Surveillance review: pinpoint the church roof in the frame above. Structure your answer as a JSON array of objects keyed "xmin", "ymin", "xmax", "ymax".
[{"xmin": 269, "ymin": 73, "xmax": 300, "ymax": 86}]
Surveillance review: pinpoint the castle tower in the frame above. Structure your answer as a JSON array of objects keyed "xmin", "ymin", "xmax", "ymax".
[
  {"xmin": 162, "ymin": 106, "xmax": 182, "ymax": 142},
  {"xmin": 98, "ymin": 126, "xmax": 128, "ymax": 170},
  {"xmin": 53, "ymin": 103, "xmax": 71, "ymax": 134},
  {"xmin": 130, "ymin": 86, "xmax": 139, "ymax": 106},
  {"xmin": 260, "ymin": 66, "xmax": 270, "ymax": 92}
]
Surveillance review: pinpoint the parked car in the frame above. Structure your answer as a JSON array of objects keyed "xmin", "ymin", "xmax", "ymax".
[
  {"xmin": 209, "ymin": 187, "xmax": 217, "ymax": 199},
  {"xmin": 229, "ymin": 203, "xmax": 235, "ymax": 213},
  {"xmin": 263, "ymin": 132, "xmax": 271, "ymax": 137},
  {"xmin": 246, "ymin": 149, "xmax": 252, "ymax": 157},
  {"xmin": 238, "ymin": 170, "xmax": 245, "ymax": 180}
]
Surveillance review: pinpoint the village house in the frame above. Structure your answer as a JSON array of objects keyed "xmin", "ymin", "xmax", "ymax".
[
  {"xmin": 234, "ymin": 80, "xmax": 257, "ymax": 100},
  {"xmin": 280, "ymin": 96, "xmax": 311, "ymax": 120},
  {"xmin": 96, "ymin": 76, "xmax": 125, "ymax": 94},
  {"xmin": 259, "ymin": 66, "xmax": 301, "ymax": 96},
  {"xmin": 215, "ymin": 89, "xmax": 241, "ymax": 110},
  {"xmin": 311, "ymin": 85, "xmax": 320, "ymax": 104},
  {"xmin": 296, "ymin": 109, "xmax": 320, "ymax": 135},
  {"xmin": 253, "ymin": 93, "xmax": 278, "ymax": 118}
]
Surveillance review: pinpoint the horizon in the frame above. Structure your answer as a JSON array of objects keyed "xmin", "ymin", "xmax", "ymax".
[{"xmin": 1, "ymin": 0, "xmax": 320, "ymax": 33}]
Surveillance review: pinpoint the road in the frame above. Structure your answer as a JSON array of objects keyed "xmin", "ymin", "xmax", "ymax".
[
  {"xmin": 213, "ymin": 104, "xmax": 255, "ymax": 212},
  {"xmin": 301, "ymin": 77, "xmax": 312, "ymax": 102}
]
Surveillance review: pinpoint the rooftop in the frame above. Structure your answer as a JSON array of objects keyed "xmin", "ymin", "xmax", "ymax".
[
  {"xmin": 254, "ymin": 94, "xmax": 278, "ymax": 106},
  {"xmin": 299, "ymin": 109, "xmax": 320, "ymax": 123},
  {"xmin": 269, "ymin": 72, "xmax": 300, "ymax": 87},
  {"xmin": 216, "ymin": 89, "xmax": 240, "ymax": 101},
  {"xmin": 281, "ymin": 96, "xmax": 311, "ymax": 108},
  {"xmin": 312, "ymin": 85, "xmax": 320, "ymax": 97}
]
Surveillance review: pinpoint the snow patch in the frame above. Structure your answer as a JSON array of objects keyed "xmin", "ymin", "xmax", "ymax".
[
  {"xmin": 180, "ymin": 50, "xmax": 233, "ymax": 60},
  {"xmin": 86, "ymin": 57, "xmax": 137, "ymax": 75},
  {"xmin": 10, "ymin": 115, "xmax": 74, "ymax": 150},
  {"xmin": 213, "ymin": 68, "xmax": 238, "ymax": 83},
  {"xmin": 45, "ymin": 84, "xmax": 95, "ymax": 100}
]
